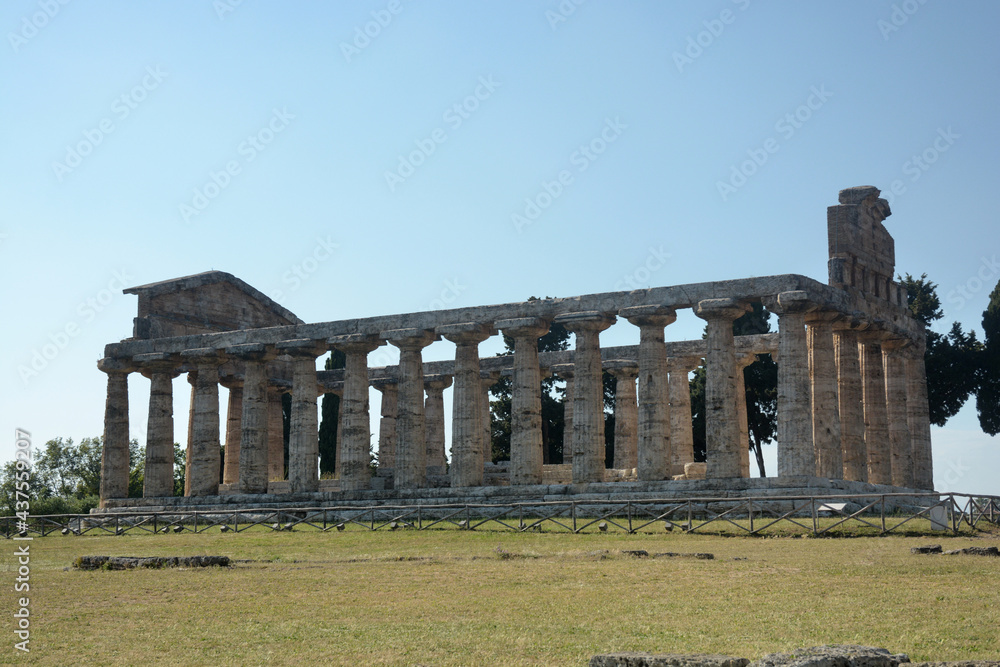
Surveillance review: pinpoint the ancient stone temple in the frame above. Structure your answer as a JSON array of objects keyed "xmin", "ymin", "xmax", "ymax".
[{"xmin": 96, "ymin": 186, "xmax": 933, "ymax": 511}]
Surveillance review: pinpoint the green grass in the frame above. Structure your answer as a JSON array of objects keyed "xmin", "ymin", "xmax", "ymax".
[{"xmin": 2, "ymin": 525, "xmax": 998, "ymax": 666}]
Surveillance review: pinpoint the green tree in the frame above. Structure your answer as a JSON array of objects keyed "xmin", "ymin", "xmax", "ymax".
[
  {"xmin": 976, "ymin": 278, "xmax": 1000, "ymax": 434},
  {"xmin": 318, "ymin": 349, "xmax": 346, "ymax": 475}
]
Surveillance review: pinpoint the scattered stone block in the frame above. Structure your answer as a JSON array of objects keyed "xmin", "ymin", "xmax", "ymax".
[
  {"xmin": 750, "ymin": 645, "xmax": 909, "ymax": 667},
  {"xmin": 74, "ymin": 555, "xmax": 230, "ymax": 570},
  {"xmin": 942, "ymin": 546, "xmax": 999, "ymax": 557},
  {"xmin": 652, "ymin": 552, "xmax": 714, "ymax": 560},
  {"xmin": 911, "ymin": 545, "xmax": 942, "ymax": 554},
  {"xmin": 589, "ymin": 653, "xmax": 748, "ymax": 667},
  {"xmin": 621, "ymin": 550, "xmax": 649, "ymax": 558}
]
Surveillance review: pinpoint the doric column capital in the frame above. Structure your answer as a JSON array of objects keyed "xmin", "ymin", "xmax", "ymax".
[
  {"xmin": 371, "ymin": 377, "xmax": 399, "ymax": 392},
  {"xmin": 275, "ymin": 338, "xmax": 328, "ymax": 358},
  {"xmin": 666, "ymin": 355, "xmax": 703, "ymax": 372},
  {"xmin": 480, "ymin": 370, "xmax": 501, "ymax": 389},
  {"xmin": 805, "ymin": 310, "xmax": 844, "ymax": 326},
  {"xmin": 437, "ymin": 322, "xmax": 495, "ymax": 345},
  {"xmin": 132, "ymin": 352, "xmax": 181, "ymax": 379},
  {"xmin": 496, "ymin": 317, "xmax": 550, "ymax": 339},
  {"xmin": 550, "ymin": 363, "xmax": 574, "ymax": 380},
  {"xmin": 619, "ymin": 304, "xmax": 677, "ymax": 328},
  {"xmin": 98, "ymin": 357, "xmax": 135, "ymax": 374},
  {"xmin": 881, "ymin": 337, "xmax": 912, "ymax": 354},
  {"xmin": 554, "ymin": 311, "xmax": 616, "ymax": 333},
  {"xmin": 227, "ymin": 343, "xmax": 278, "ymax": 363},
  {"xmin": 218, "ymin": 373, "xmax": 243, "ymax": 390},
  {"xmin": 319, "ymin": 381, "xmax": 344, "ymax": 397},
  {"xmin": 382, "ymin": 328, "xmax": 438, "ymax": 351},
  {"xmin": 736, "ymin": 352, "xmax": 758, "ymax": 370},
  {"xmin": 604, "ymin": 359, "xmax": 639, "ymax": 379},
  {"xmin": 695, "ymin": 298, "xmax": 751, "ymax": 321},
  {"xmin": 180, "ymin": 348, "xmax": 226, "ymax": 372},
  {"xmin": 329, "ymin": 333, "xmax": 384, "ymax": 355},
  {"xmin": 423, "ymin": 374, "xmax": 453, "ymax": 392},
  {"xmin": 763, "ymin": 291, "xmax": 820, "ymax": 315}
]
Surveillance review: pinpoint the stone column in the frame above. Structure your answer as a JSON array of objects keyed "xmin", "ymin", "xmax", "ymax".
[
  {"xmin": 276, "ymin": 339, "xmax": 328, "ymax": 494},
  {"xmin": 496, "ymin": 317, "xmax": 550, "ymax": 486},
  {"xmin": 480, "ymin": 371, "xmax": 499, "ymax": 469},
  {"xmin": 383, "ymin": 329, "xmax": 438, "ymax": 489},
  {"xmin": 439, "ymin": 323, "xmax": 493, "ymax": 488},
  {"xmin": 905, "ymin": 337, "xmax": 934, "ymax": 490},
  {"xmin": 98, "ymin": 358, "xmax": 134, "ymax": 503},
  {"xmin": 666, "ymin": 356, "xmax": 699, "ymax": 474},
  {"xmin": 556, "ymin": 312, "xmax": 616, "ymax": 483},
  {"xmin": 267, "ymin": 385, "xmax": 287, "ymax": 483},
  {"xmin": 769, "ymin": 291, "xmax": 816, "ymax": 478},
  {"xmin": 834, "ymin": 326, "xmax": 866, "ymax": 482},
  {"xmin": 184, "ymin": 371, "xmax": 197, "ymax": 496},
  {"xmin": 735, "ymin": 353, "xmax": 757, "ymax": 478},
  {"xmin": 373, "ymin": 380, "xmax": 398, "ymax": 472},
  {"xmin": 807, "ymin": 313, "xmax": 842, "ymax": 479},
  {"xmin": 621, "ymin": 306, "xmax": 676, "ymax": 482},
  {"xmin": 861, "ymin": 332, "xmax": 891, "ymax": 485},
  {"xmin": 330, "ymin": 334, "xmax": 383, "ymax": 492},
  {"xmin": 423, "ymin": 375, "xmax": 453, "ymax": 476},
  {"xmin": 180, "ymin": 348, "xmax": 225, "ymax": 497},
  {"xmin": 606, "ymin": 361, "xmax": 639, "ymax": 470},
  {"xmin": 227, "ymin": 344, "xmax": 276, "ymax": 494},
  {"xmin": 135, "ymin": 353, "xmax": 180, "ymax": 498},
  {"xmin": 552, "ymin": 365, "xmax": 575, "ymax": 466},
  {"xmin": 883, "ymin": 338, "xmax": 913, "ymax": 488},
  {"xmin": 219, "ymin": 375, "xmax": 243, "ymax": 486},
  {"xmin": 695, "ymin": 298, "xmax": 750, "ymax": 479}
]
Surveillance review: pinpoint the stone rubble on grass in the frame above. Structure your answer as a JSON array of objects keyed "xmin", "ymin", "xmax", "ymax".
[
  {"xmin": 591, "ymin": 646, "xmax": 1000, "ymax": 667},
  {"xmin": 74, "ymin": 555, "xmax": 230, "ymax": 570}
]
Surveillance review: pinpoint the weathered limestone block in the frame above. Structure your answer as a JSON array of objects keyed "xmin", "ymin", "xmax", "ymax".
[
  {"xmin": 667, "ymin": 355, "xmax": 701, "ymax": 472},
  {"xmin": 590, "ymin": 654, "xmax": 748, "ymax": 667},
  {"xmin": 749, "ymin": 645, "xmax": 909, "ymax": 667},
  {"xmin": 695, "ymin": 298, "xmax": 749, "ymax": 479},
  {"xmin": 621, "ymin": 305, "xmax": 676, "ymax": 482},
  {"xmin": 807, "ymin": 312, "xmax": 843, "ymax": 479},
  {"xmin": 606, "ymin": 361, "xmax": 639, "ymax": 471},
  {"xmin": 383, "ymin": 328, "xmax": 438, "ymax": 489},
  {"xmin": 331, "ymin": 334, "xmax": 384, "ymax": 492},
  {"xmin": 180, "ymin": 348, "xmax": 226, "ymax": 497},
  {"xmin": 497, "ymin": 317, "xmax": 550, "ymax": 486},
  {"xmin": 99, "ymin": 358, "xmax": 134, "ymax": 502},
  {"xmin": 769, "ymin": 291, "xmax": 817, "ymax": 478},
  {"xmin": 276, "ymin": 339, "xmax": 328, "ymax": 494},
  {"xmin": 439, "ymin": 323, "xmax": 493, "ymax": 488},
  {"xmin": 834, "ymin": 326, "xmax": 866, "ymax": 482},
  {"xmin": 373, "ymin": 379, "xmax": 398, "ymax": 471},
  {"xmin": 905, "ymin": 338, "xmax": 934, "ymax": 490},
  {"xmin": 423, "ymin": 374, "xmax": 453, "ymax": 475},
  {"xmin": 556, "ymin": 312, "xmax": 616, "ymax": 483},
  {"xmin": 860, "ymin": 333, "xmax": 891, "ymax": 485},
  {"xmin": 135, "ymin": 353, "xmax": 180, "ymax": 498},
  {"xmin": 883, "ymin": 338, "xmax": 913, "ymax": 488}
]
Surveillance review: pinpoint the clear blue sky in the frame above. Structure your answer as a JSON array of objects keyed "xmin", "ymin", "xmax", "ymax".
[{"xmin": 1, "ymin": 1, "xmax": 997, "ymax": 495}]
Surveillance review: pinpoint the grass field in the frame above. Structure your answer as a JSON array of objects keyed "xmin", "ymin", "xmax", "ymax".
[{"xmin": 2, "ymin": 524, "xmax": 998, "ymax": 666}]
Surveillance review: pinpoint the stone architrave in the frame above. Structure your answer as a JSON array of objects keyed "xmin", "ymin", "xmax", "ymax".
[
  {"xmin": 621, "ymin": 305, "xmax": 677, "ymax": 482},
  {"xmin": 552, "ymin": 365, "xmax": 575, "ymax": 466},
  {"xmin": 666, "ymin": 356, "xmax": 700, "ymax": 473},
  {"xmin": 180, "ymin": 348, "xmax": 226, "ymax": 497},
  {"xmin": 768, "ymin": 291, "xmax": 817, "ymax": 478},
  {"xmin": 227, "ymin": 344, "xmax": 277, "ymax": 494},
  {"xmin": 555, "ymin": 312, "xmax": 616, "ymax": 484},
  {"xmin": 276, "ymin": 339, "xmax": 328, "ymax": 494},
  {"xmin": 383, "ymin": 328, "xmax": 438, "ymax": 489},
  {"xmin": 883, "ymin": 338, "xmax": 913, "ymax": 488},
  {"xmin": 735, "ymin": 353, "xmax": 757, "ymax": 478},
  {"xmin": 266, "ymin": 384, "xmax": 287, "ymax": 484},
  {"xmin": 496, "ymin": 317, "xmax": 550, "ymax": 486},
  {"xmin": 860, "ymin": 332, "xmax": 891, "ymax": 485},
  {"xmin": 423, "ymin": 375, "xmax": 453, "ymax": 475},
  {"xmin": 134, "ymin": 353, "xmax": 180, "ymax": 498},
  {"xmin": 905, "ymin": 337, "xmax": 934, "ymax": 490},
  {"xmin": 373, "ymin": 379, "xmax": 398, "ymax": 472},
  {"xmin": 98, "ymin": 358, "xmax": 134, "ymax": 503},
  {"xmin": 330, "ymin": 334, "xmax": 384, "ymax": 492},
  {"xmin": 439, "ymin": 323, "xmax": 493, "ymax": 488},
  {"xmin": 480, "ymin": 371, "xmax": 500, "ymax": 471},
  {"xmin": 606, "ymin": 361, "xmax": 639, "ymax": 470},
  {"xmin": 219, "ymin": 374, "xmax": 243, "ymax": 486},
  {"xmin": 834, "ymin": 326, "xmax": 866, "ymax": 482},
  {"xmin": 807, "ymin": 312, "xmax": 843, "ymax": 480},
  {"xmin": 694, "ymin": 298, "xmax": 750, "ymax": 479}
]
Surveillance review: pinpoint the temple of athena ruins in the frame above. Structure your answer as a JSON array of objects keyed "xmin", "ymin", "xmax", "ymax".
[{"xmin": 96, "ymin": 186, "xmax": 933, "ymax": 512}]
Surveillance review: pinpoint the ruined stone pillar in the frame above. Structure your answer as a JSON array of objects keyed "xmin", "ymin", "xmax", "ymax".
[
  {"xmin": 373, "ymin": 380, "xmax": 398, "ymax": 471},
  {"xmin": 860, "ymin": 332, "xmax": 891, "ymax": 485},
  {"xmin": 834, "ymin": 327, "xmax": 866, "ymax": 482},
  {"xmin": 807, "ymin": 313, "xmax": 842, "ymax": 479},
  {"xmin": 556, "ymin": 312, "xmax": 616, "ymax": 483},
  {"xmin": 553, "ymin": 366, "xmax": 575, "ymax": 466},
  {"xmin": 267, "ymin": 385, "xmax": 287, "ymax": 483},
  {"xmin": 383, "ymin": 329, "xmax": 437, "ymax": 489},
  {"xmin": 735, "ymin": 353, "xmax": 756, "ymax": 478},
  {"xmin": 607, "ymin": 362, "xmax": 639, "ymax": 471},
  {"xmin": 184, "ymin": 371, "xmax": 197, "ymax": 496},
  {"xmin": 666, "ymin": 356, "xmax": 699, "ymax": 474},
  {"xmin": 883, "ymin": 338, "xmax": 913, "ymax": 488},
  {"xmin": 331, "ymin": 334, "xmax": 383, "ymax": 492},
  {"xmin": 769, "ymin": 291, "xmax": 816, "ymax": 478},
  {"xmin": 277, "ymin": 340, "xmax": 328, "ymax": 494},
  {"xmin": 227, "ymin": 344, "xmax": 276, "ymax": 494},
  {"xmin": 219, "ymin": 376, "xmax": 243, "ymax": 486},
  {"xmin": 497, "ymin": 317, "xmax": 550, "ymax": 486},
  {"xmin": 695, "ymin": 298, "xmax": 750, "ymax": 479},
  {"xmin": 439, "ymin": 324, "xmax": 493, "ymax": 488},
  {"xmin": 98, "ymin": 358, "xmax": 133, "ymax": 502},
  {"xmin": 423, "ymin": 375, "xmax": 452, "ymax": 476},
  {"xmin": 480, "ymin": 371, "xmax": 499, "ymax": 468},
  {"xmin": 621, "ymin": 306, "xmax": 676, "ymax": 481},
  {"xmin": 136, "ymin": 353, "xmax": 180, "ymax": 498},
  {"xmin": 180, "ymin": 349, "xmax": 225, "ymax": 497},
  {"xmin": 905, "ymin": 337, "xmax": 934, "ymax": 490}
]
